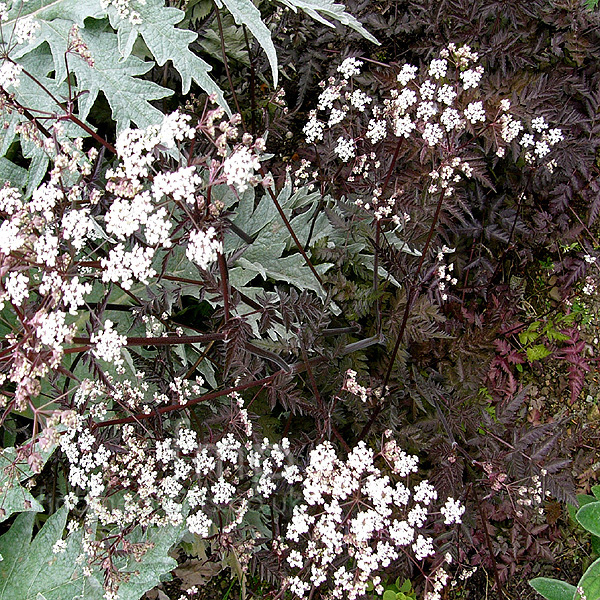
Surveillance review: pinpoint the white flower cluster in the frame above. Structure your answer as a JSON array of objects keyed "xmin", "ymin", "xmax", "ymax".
[
  {"xmin": 519, "ymin": 115, "xmax": 564, "ymax": 163},
  {"xmin": 334, "ymin": 136, "xmax": 356, "ymax": 162},
  {"xmin": 343, "ymin": 368, "xmax": 382, "ymax": 403},
  {"xmin": 186, "ymin": 227, "xmax": 222, "ymax": 270},
  {"xmin": 0, "ymin": 60, "xmax": 22, "ymax": 89},
  {"xmin": 110, "ymin": 110, "xmax": 195, "ymax": 186},
  {"xmin": 90, "ymin": 320, "xmax": 127, "ymax": 367},
  {"xmin": 0, "ymin": 176, "xmax": 97, "ymax": 407},
  {"xmin": 337, "ymin": 56, "xmax": 363, "ymax": 79},
  {"xmin": 300, "ymin": 44, "xmax": 564, "ymax": 223},
  {"xmin": 435, "ymin": 245, "xmax": 458, "ymax": 302},
  {"xmin": 100, "ymin": 243, "xmax": 156, "ymax": 289},
  {"xmin": 153, "ymin": 166, "xmax": 202, "ymax": 204},
  {"xmin": 12, "ymin": 15, "xmax": 40, "ymax": 45},
  {"xmin": 100, "ymin": 0, "xmax": 146, "ymax": 24},
  {"xmin": 424, "ymin": 567, "xmax": 451, "ymax": 600},
  {"xmin": 283, "ymin": 437, "xmax": 463, "ymax": 599},
  {"xmin": 54, "ymin": 386, "xmax": 462, "ymax": 600},
  {"xmin": 222, "ymin": 145, "xmax": 261, "ymax": 193},
  {"xmin": 304, "ymin": 110, "xmax": 326, "ymax": 144}
]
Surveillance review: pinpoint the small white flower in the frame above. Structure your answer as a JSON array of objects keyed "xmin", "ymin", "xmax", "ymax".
[
  {"xmin": 534, "ymin": 140, "xmax": 551, "ymax": 158},
  {"xmin": 412, "ymin": 534, "xmax": 434, "ymax": 560},
  {"xmin": 520, "ymin": 133, "xmax": 535, "ymax": 148},
  {"xmin": 429, "ymin": 59, "xmax": 448, "ymax": 79},
  {"xmin": 545, "ymin": 128, "xmax": 564, "ymax": 145},
  {"xmin": 460, "ymin": 65, "xmax": 484, "ymax": 89},
  {"xmin": 337, "ymin": 57, "xmax": 363, "ymax": 78},
  {"xmin": 334, "ymin": 137, "xmax": 356, "ymax": 162},
  {"xmin": 422, "ymin": 123, "xmax": 444, "ymax": 146},
  {"xmin": 397, "ymin": 64, "xmax": 418, "ymax": 86},
  {"xmin": 223, "ymin": 146, "xmax": 261, "ymax": 193},
  {"xmin": 440, "ymin": 497, "xmax": 465, "ymax": 524},
  {"xmin": 0, "ymin": 60, "xmax": 22, "ymax": 89},
  {"xmin": 464, "ymin": 101, "xmax": 486, "ymax": 124},
  {"xmin": 186, "ymin": 227, "xmax": 222, "ymax": 270},
  {"xmin": 91, "ymin": 320, "xmax": 127, "ymax": 367},
  {"xmin": 419, "ymin": 80, "xmax": 436, "ymax": 100},
  {"xmin": 187, "ymin": 511, "xmax": 212, "ymax": 537},
  {"xmin": 440, "ymin": 107, "xmax": 463, "ymax": 131},
  {"xmin": 366, "ymin": 119, "xmax": 387, "ymax": 143},
  {"xmin": 437, "ymin": 84, "xmax": 457, "ymax": 106},
  {"xmin": 212, "ymin": 476, "xmax": 235, "ymax": 504},
  {"xmin": 393, "ymin": 115, "xmax": 416, "ymax": 138},
  {"xmin": 349, "ymin": 89, "xmax": 372, "ymax": 112},
  {"xmin": 531, "ymin": 116, "xmax": 549, "ymax": 132}
]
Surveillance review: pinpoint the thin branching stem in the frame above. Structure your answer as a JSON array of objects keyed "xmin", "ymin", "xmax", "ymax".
[{"xmin": 213, "ymin": 0, "xmax": 246, "ymax": 130}]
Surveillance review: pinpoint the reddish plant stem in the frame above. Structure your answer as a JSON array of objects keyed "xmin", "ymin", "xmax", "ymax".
[
  {"xmin": 242, "ymin": 25, "xmax": 257, "ymax": 136},
  {"xmin": 217, "ymin": 249, "xmax": 230, "ymax": 324},
  {"xmin": 94, "ymin": 374, "xmax": 279, "ymax": 429},
  {"xmin": 260, "ymin": 169, "xmax": 325, "ymax": 289},
  {"xmin": 212, "ymin": 0, "xmax": 245, "ymax": 130},
  {"xmin": 72, "ymin": 333, "xmax": 226, "ymax": 347},
  {"xmin": 358, "ymin": 189, "xmax": 447, "ymax": 442},
  {"xmin": 20, "ymin": 65, "xmax": 116, "ymax": 154},
  {"xmin": 474, "ymin": 486, "xmax": 504, "ymax": 600},
  {"xmin": 0, "ymin": 87, "xmax": 51, "ymax": 138},
  {"xmin": 93, "ymin": 357, "xmax": 324, "ymax": 429},
  {"xmin": 374, "ymin": 221, "xmax": 381, "ymax": 335},
  {"xmin": 373, "ymin": 137, "xmax": 403, "ymax": 343}
]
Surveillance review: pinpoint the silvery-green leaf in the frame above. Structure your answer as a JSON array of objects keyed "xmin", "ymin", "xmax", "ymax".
[
  {"xmin": 276, "ymin": 0, "xmax": 378, "ymax": 44},
  {"xmin": 73, "ymin": 21, "xmax": 172, "ymax": 131},
  {"xmin": 216, "ymin": 0, "xmax": 278, "ymax": 86},
  {"xmin": 0, "ymin": 508, "xmax": 104, "ymax": 600},
  {"xmin": 107, "ymin": 0, "xmax": 226, "ymax": 106},
  {"xmin": 0, "ymin": 442, "xmax": 58, "ymax": 523},
  {"xmin": 529, "ymin": 578, "xmax": 576, "ymax": 600},
  {"xmin": 3, "ymin": 0, "xmax": 105, "ymax": 29}
]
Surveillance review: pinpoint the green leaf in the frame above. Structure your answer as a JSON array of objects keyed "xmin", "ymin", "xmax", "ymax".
[
  {"xmin": 519, "ymin": 321, "xmax": 541, "ymax": 346},
  {"xmin": 113, "ymin": 523, "xmax": 184, "ymax": 600},
  {"xmin": 592, "ymin": 534, "xmax": 600, "ymax": 556},
  {"xmin": 276, "ymin": 0, "xmax": 378, "ymax": 44},
  {"xmin": 216, "ymin": 0, "xmax": 278, "ymax": 86},
  {"xmin": 6, "ymin": 0, "xmax": 230, "ymax": 131},
  {"xmin": 58, "ymin": 19, "xmax": 171, "ymax": 132},
  {"xmin": 227, "ymin": 183, "xmax": 333, "ymax": 298},
  {"xmin": 577, "ymin": 502, "xmax": 600, "ymax": 536},
  {"xmin": 108, "ymin": 0, "xmax": 226, "ymax": 104},
  {"xmin": 4, "ymin": 0, "xmax": 104, "ymax": 28},
  {"xmin": 199, "ymin": 16, "xmax": 253, "ymax": 65},
  {"xmin": 568, "ymin": 494, "xmax": 598, "ymax": 521},
  {"xmin": 0, "ymin": 157, "xmax": 28, "ymax": 189},
  {"xmin": 0, "ymin": 506, "xmax": 184, "ymax": 600},
  {"xmin": 9, "ymin": 18, "xmax": 173, "ymax": 135},
  {"xmin": 0, "ymin": 47, "xmax": 75, "ymax": 194},
  {"xmin": 383, "ymin": 591, "xmax": 398, "ymax": 600},
  {"xmin": 544, "ymin": 325, "xmax": 570, "ymax": 343},
  {"xmin": 0, "ymin": 508, "xmax": 104, "ymax": 600},
  {"xmin": 527, "ymin": 344, "xmax": 551, "ymax": 362},
  {"xmin": 529, "ymin": 577, "xmax": 576, "ymax": 600},
  {"xmin": 0, "ymin": 442, "xmax": 58, "ymax": 523},
  {"xmin": 591, "ymin": 485, "xmax": 600, "ymax": 501},
  {"xmin": 579, "ymin": 557, "xmax": 600, "ymax": 600}
]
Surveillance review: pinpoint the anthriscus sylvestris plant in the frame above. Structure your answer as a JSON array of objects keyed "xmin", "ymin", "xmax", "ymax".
[
  {"xmin": 291, "ymin": 46, "xmax": 577, "ymax": 585},
  {"xmin": 295, "ymin": 46, "xmax": 563, "ymax": 381},
  {"xmin": 0, "ymin": 0, "xmax": 583, "ymax": 596},
  {"xmin": 0, "ymin": 49, "xmax": 466, "ymax": 600}
]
